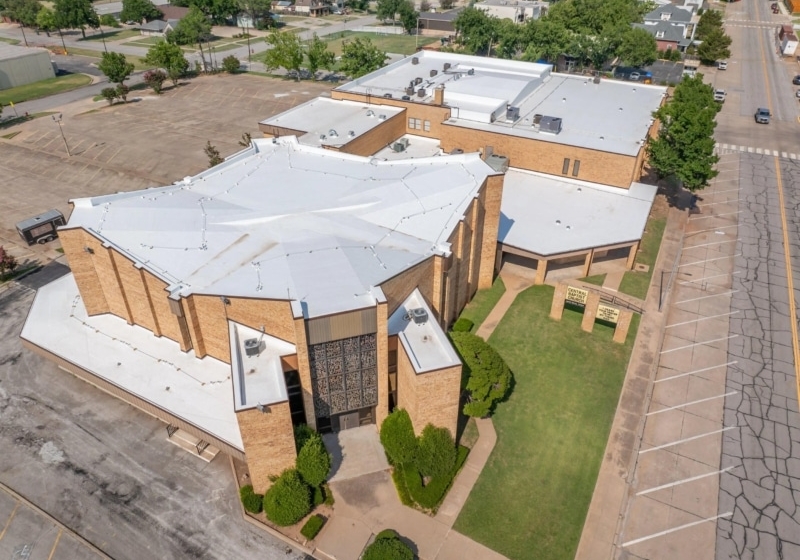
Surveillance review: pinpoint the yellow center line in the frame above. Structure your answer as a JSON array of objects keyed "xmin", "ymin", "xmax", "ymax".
[
  {"xmin": 47, "ymin": 528, "xmax": 63, "ymax": 560},
  {"xmin": 754, "ymin": 5, "xmax": 800, "ymax": 405},
  {"xmin": 0, "ymin": 502, "xmax": 20, "ymax": 541}
]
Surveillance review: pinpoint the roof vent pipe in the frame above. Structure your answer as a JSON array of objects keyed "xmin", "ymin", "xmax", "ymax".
[{"xmin": 412, "ymin": 56, "xmax": 419, "ymax": 65}]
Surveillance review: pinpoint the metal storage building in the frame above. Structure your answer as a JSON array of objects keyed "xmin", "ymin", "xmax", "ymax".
[{"xmin": 0, "ymin": 44, "xmax": 55, "ymax": 90}]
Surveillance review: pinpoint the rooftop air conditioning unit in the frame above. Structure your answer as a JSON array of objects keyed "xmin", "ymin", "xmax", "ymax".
[
  {"xmin": 443, "ymin": 62, "xmax": 451, "ymax": 71},
  {"xmin": 412, "ymin": 56, "xmax": 419, "ymax": 65},
  {"xmin": 414, "ymin": 77, "xmax": 423, "ymax": 85},
  {"xmin": 384, "ymin": 92, "xmax": 393, "ymax": 98},
  {"xmin": 417, "ymin": 88, "xmax": 426, "ymax": 98},
  {"xmin": 506, "ymin": 105, "xmax": 520, "ymax": 121},
  {"xmin": 430, "ymin": 69, "xmax": 438, "ymax": 77},
  {"xmin": 467, "ymin": 68, "xmax": 475, "ymax": 75},
  {"xmin": 244, "ymin": 338, "xmax": 262, "ymax": 357},
  {"xmin": 406, "ymin": 87, "xmax": 414, "ymax": 96},
  {"xmin": 532, "ymin": 113, "xmax": 543, "ymax": 128},
  {"xmin": 486, "ymin": 154, "xmax": 509, "ymax": 173},
  {"xmin": 539, "ymin": 116, "xmax": 563, "ymax": 134},
  {"xmin": 392, "ymin": 137, "xmax": 410, "ymax": 152},
  {"xmin": 402, "ymin": 95, "xmax": 411, "ymax": 101},
  {"xmin": 410, "ymin": 307, "xmax": 428, "ymax": 325}
]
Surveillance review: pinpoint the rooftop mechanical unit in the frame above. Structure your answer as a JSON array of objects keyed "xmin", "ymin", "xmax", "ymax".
[
  {"xmin": 539, "ymin": 115, "xmax": 563, "ymax": 134},
  {"xmin": 506, "ymin": 105, "xmax": 520, "ymax": 122},
  {"xmin": 244, "ymin": 338, "xmax": 263, "ymax": 357},
  {"xmin": 392, "ymin": 137, "xmax": 410, "ymax": 152},
  {"xmin": 486, "ymin": 154, "xmax": 509, "ymax": 173},
  {"xmin": 410, "ymin": 308, "xmax": 428, "ymax": 325}
]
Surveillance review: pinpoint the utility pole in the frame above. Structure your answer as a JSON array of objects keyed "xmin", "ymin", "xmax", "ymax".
[
  {"xmin": 58, "ymin": 28, "xmax": 68, "ymax": 55},
  {"xmin": 246, "ymin": 20, "xmax": 251, "ymax": 64},
  {"xmin": 19, "ymin": 23, "xmax": 28, "ymax": 46},
  {"xmin": 52, "ymin": 114, "xmax": 71, "ymax": 157},
  {"xmin": 415, "ymin": 17, "xmax": 419, "ymax": 50},
  {"xmin": 99, "ymin": 25, "xmax": 108, "ymax": 52}
]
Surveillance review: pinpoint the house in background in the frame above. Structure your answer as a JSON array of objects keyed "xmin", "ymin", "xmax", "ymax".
[
  {"xmin": 139, "ymin": 18, "xmax": 181, "ymax": 36},
  {"xmin": 636, "ymin": 3, "xmax": 697, "ymax": 52},
  {"xmin": 418, "ymin": 9, "xmax": 463, "ymax": 36},
  {"xmin": 632, "ymin": 21, "xmax": 686, "ymax": 52},
  {"xmin": 294, "ymin": 0, "xmax": 329, "ymax": 16},
  {"xmin": 474, "ymin": 0, "xmax": 548, "ymax": 23}
]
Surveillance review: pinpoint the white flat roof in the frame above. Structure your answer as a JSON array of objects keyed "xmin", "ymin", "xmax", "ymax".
[
  {"xmin": 229, "ymin": 322, "xmax": 296, "ymax": 412},
  {"xmin": 66, "ymin": 137, "xmax": 496, "ymax": 318},
  {"xmin": 260, "ymin": 98, "xmax": 404, "ymax": 148},
  {"xmin": 21, "ymin": 274, "xmax": 243, "ymax": 451},
  {"xmin": 498, "ymin": 168, "xmax": 657, "ymax": 256},
  {"xmin": 372, "ymin": 134, "xmax": 442, "ymax": 160},
  {"xmin": 336, "ymin": 51, "xmax": 666, "ymax": 156},
  {"xmin": 387, "ymin": 289, "xmax": 461, "ymax": 373}
]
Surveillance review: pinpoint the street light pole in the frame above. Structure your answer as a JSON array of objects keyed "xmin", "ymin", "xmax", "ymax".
[
  {"xmin": 19, "ymin": 23, "xmax": 28, "ymax": 47},
  {"xmin": 99, "ymin": 25, "xmax": 108, "ymax": 52},
  {"xmin": 52, "ymin": 114, "xmax": 71, "ymax": 157},
  {"xmin": 246, "ymin": 20, "xmax": 251, "ymax": 64},
  {"xmin": 58, "ymin": 28, "xmax": 68, "ymax": 55}
]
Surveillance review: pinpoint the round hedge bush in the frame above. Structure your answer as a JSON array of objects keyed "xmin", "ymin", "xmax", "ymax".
[
  {"xmin": 263, "ymin": 469, "xmax": 311, "ymax": 526},
  {"xmin": 362, "ymin": 533, "xmax": 414, "ymax": 560},
  {"xmin": 416, "ymin": 424, "xmax": 456, "ymax": 479},
  {"xmin": 449, "ymin": 331, "xmax": 512, "ymax": 417},
  {"xmin": 239, "ymin": 484, "xmax": 263, "ymax": 514},
  {"xmin": 380, "ymin": 409, "xmax": 417, "ymax": 466},
  {"xmin": 297, "ymin": 433, "xmax": 331, "ymax": 488}
]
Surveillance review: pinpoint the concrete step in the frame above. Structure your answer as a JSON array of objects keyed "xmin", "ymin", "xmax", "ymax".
[{"xmin": 166, "ymin": 428, "xmax": 220, "ymax": 462}]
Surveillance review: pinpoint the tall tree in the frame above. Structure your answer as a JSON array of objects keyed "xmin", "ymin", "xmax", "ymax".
[
  {"xmin": 375, "ymin": 0, "xmax": 402, "ymax": 24},
  {"xmin": 98, "ymin": 51, "xmax": 134, "ymax": 84},
  {"xmin": 120, "ymin": 0, "xmax": 161, "ymax": 23},
  {"xmin": 169, "ymin": 6, "xmax": 212, "ymax": 70},
  {"xmin": 647, "ymin": 74, "xmax": 721, "ymax": 191},
  {"xmin": 264, "ymin": 30, "xmax": 303, "ymax": 76},
  {"xmin": 397, "ymin": 0, "xmax": 417, "ymax": 35},
  {"xmin": 338, "ymin": 37, "xmax": 387, "ymax": 78},
  {"xmin": 306, "ymin": 33, "xmax": 335, "ymax": 78},
  {"xmin": 520, "ymin": 18, "xmax": 571, "ymax": 62},
  {"xmin": 237, "ymin": 0, "xmax": 272, "ymax": 28},
  {"xmin": 193, "ymin": 0, "xmax": 238, "ymax": 23},
  {"xmin": 36, "ymin": 6, "xmax": 56, "ymax": 35},
  {"xmin": 53, "ymin": 0, "xmax": 98, "ymax": 38},
  {"xmin": 617, "ymin": 27, "xmax": 657, "ymax": 68},
  {"xmin": 695, "ymin": 9, "xmax": 723, "ymax": 41},
  {"xmin": 454, "ymin": 7, "xmax": 497, "ymax": 54},
  {"xmin": 696, "ymin": 27, "xmax": 731, "ymax": 66},
  {"xmin": 439, "ymin": 0, "xmax": 454, "ymax": 9},
  {"xmin": 2, "ymin": 0, "xmax": 41, "ymax": 26},
  {"xmin": 142, "ymin": 40, "xmax": 189, "ymax": 85}
]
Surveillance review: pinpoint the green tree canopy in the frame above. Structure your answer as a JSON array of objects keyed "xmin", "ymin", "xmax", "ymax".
[
  {"xmin": 362, "ymin": 534, "xmax": 414, "ymax": 560},
  {"xmin": 54, "ymin": 0, "xmax": 98, "ymax": 38},
  {"xmin": 416, "ymin": 424, "xmax": 456, "ymax": 479},
  {"xmin": 98, "ymin": 51, "xmax": 134, "ymax": 84},
  {"xmin": 338, "ymin": 37, "xmax": 387, "ymax": 78},
  {"xmin": 2, "ymin": 0, "xmax": 42, "ymax": 26},
  {"xmin": 168, "ymin": 5, "xmax": 211, "ymax": 69},
  {"xmin": 142, "ymin": 40, "xmax": 189, "ymax": 85},
  {"xmin": 306, "ymin": 33, "xmax": 335, "ymax": 77},
  {"xmin": 237, "ymin": 0, "xmax": 274, "ymax": 28},
  {"xmin": 695, "ymin": 9, "xmax": 723, "ymax": 40},
  {"xmin": 99, "ymin": 13, "xmax": 120, "ymax": 27},
  {"xmin": 647, "ymin": 74, "xmax": 720, "ymax": 191},
  {"xmin": 263, "ymin": 469, "xmax": 311, "ymax": 527},
  {"xmin": 296, "ymin": 432, "xmax": 331, "ymax": 488},
  {"xmin": 520, "ymin": 18, "xmax": 571, "ymax": 62},
  {"xmin": 696, "ymin": 27, "xmax": 731, "ymax": 65},
  {"xmin": 379, "ymin": 409, "xmax": 417, "ymax": 466},
  {"xmin": 397, "ymin": 0, "xmax": 417, "ymax": 35},
  {"xmin": 450, "ymin": 331, "xmax": 512, "ymax": 418},
  {"xmin": 617, "ymin": 27, "xmax": 657, "ymax": 68},
  {"xmin": 120, "ymin": 0, "xmax": 161, "ymax": 23},
  {"xmin": 454, "ymin": 7, "xmax": 498, "ymax": 54},
  {"xmin": 191, "ymin": 0, "xmax": 238, "ymax": 23},
  {"xmin": 36, "ymin": 6, "xmax": 56, "ymax": 32},
  {"xmin": 264, "ymin": 30, "xmax": 303, "ymax": 76},
  {"xmin": 375, "ymin": 0, "xmax": 402, "ymax": 24}
]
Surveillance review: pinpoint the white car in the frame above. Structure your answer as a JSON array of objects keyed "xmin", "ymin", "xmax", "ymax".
[
  {"xmin": 796, "ymin": 90, "xmax": 800, "ymax": 98},
  {"xmin": 714, "ymin": 89, "xmax": 727, "ymax": 102},
  {"xmin": 718, "ymin": 60, "xmax": 728, "ymax": 70}
]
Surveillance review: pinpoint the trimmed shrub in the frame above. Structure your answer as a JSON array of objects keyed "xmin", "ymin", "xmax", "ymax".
[
  {"xmin": 239, "ymin": 484, "xmax": 263, "ymax": 514},
  {"xmin": 300, "ymin": 514, "xmax": 326, "ymax": 540},
  {"xmin": 391, "ymin": 467, "xmax": 413, "ymax": 506},
  {"xmin": 312, "ymin": 484, "xmax": 324, "ymax": 506},
  {"xmin": 376, "ymin": 528, "xmax": 400, "ymax": 541},
  {"xmin": 263, "ymin": 469, "xmax": 311, "ymax": 526},
  {"xmin": 294, "ymin": 424, "xmax": 316, "ymax": 453},
  {"xmin": 100, "ymin": 87, "xmax": 117, "ymax": 105},
  {"xmin": 450, "ymin": 331, "xmax": 512, "ymax": 418},
  {"xmin": 451, "ymin": 317, "xmax": 474, "ymax": 332},
  {"xmin": 143, "ymin": 69, "xmax": 167, "ymax": 94},
  {"xmin": 222, "ymin": 55, "xmax": 241, "ymax": 73},
  {"xmin": 405, "ymin": 446, "xmax": 469, "ymax": 509},
  {"xmin": 297, "ymin": 434, "xmax": 331, "ymax": 488},
  {"xmin": 362, "ymin": 533, "xmax": 414, "ymax": 560},
  {"xmin": 416, "ymin": 424, "xmax": 456, "ymax": 479},
  {"xmin": 380, "ymin": 409, "xmax": 417, "ymax": 466}
]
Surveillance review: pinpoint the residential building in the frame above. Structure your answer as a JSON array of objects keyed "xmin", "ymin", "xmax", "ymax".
[
  {"xmin": 637, "ymin": 3, "xmax": 697, "ymax": 51},
  {"xmin": 417, "ymin": 9, "xmax": 463, "ymax": 36},
  {"xmin": 474, "ymin": 0, "xmax": 548, "ymax": 23},
  {"xmin": 294, "ymin": 0, "xmax": 329, "ymax": 16},
  {"xmin": 139, "ymin": 18, "xmax": 180, "ymax": 36}
]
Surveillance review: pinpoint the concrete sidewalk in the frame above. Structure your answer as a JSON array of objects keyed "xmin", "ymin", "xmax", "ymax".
[{"xmin": 574, "ymin": 204, "xmax": 689, "ymax": 560}]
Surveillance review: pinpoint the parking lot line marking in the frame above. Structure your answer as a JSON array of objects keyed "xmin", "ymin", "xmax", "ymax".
[
  {"xmin": 666, "ymin": 311, "xmax": 740, "ymax": 328},
  {"xmin": 0, "ymin": 502, "xmax": 19, "ymax": 541},
  {"xmin": 676, "ymin": 290, "xmax": 739, "ymax": 304},
  {"xmin": 647, "ymin": 392, "xmax": 738, "ymax": 416},
  {"xmin": 697, "ymin": 200, "xmax": 739, "ymax": 207},
  {"xmin": 684, "ymin": 240, "xmax": 737, "ymax": 249},
  {"xmin": 678, "ymin": 255, "xmax": 741, "ymax": 268},
  {"xmin": 747, "ymin": 147, "xmax": 754, "ymax": 153},
  {"xmin": 757, "ymin": 148, "xmax": 763, "ymax": 154},
  {"xmin": 689, "ymin": 211, "xmax": 742, "ymax": 220},
  {"xmin": 47, "ymin": 529, "xmax": 63, "ymax": 560},
  {"xmin": 660, "ymin": 335, "xmax": 738, "ymax": 354},
  {"xmin": 690, "ymin": 224, "xmax": 738, "ymax": 235},
  {"xmin": 621, "ymin": 513, "xmax": 733, "ymax": 547},
  {"xmin": 708, "ymin": 188, "xmax": 741, "ymax": 194},
  {"xmin": 679, "ymin": 271, "xmax": 742, "ymax": 285},
  {"xmin": 782, "ymin": 152, "xmax": 788, "ymax": 158},
  {"xmin": 791, "ymin": 153, "xmax": 797, "ymax": 159},
  {"xmin": 656, "ymin": 361, "xmax": 738, "ymax": 383},
  {"xmin": 636, "ymin": 467, "xmax": 734, "ymax": 495},
  {"xmin": 640, "ymin": 427, "xmax": 736, "ymax": 453}
]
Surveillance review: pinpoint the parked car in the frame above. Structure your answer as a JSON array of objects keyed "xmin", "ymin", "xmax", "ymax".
[
  {"xmin": 771, "ymin": 2, "xmax": 778, "ymax": 8},
  {"xmin": 793, "ymin": 75, "xmax": 800, "ymax": 85},
  {"xmin": 718, "ymin": 60, "xmax": 728, "ymax": 70},
  {"xmin": 754, "ymin": 107, "xmax": 771, "ymax": 124},
  {"xmin": 629, "ymin": 71, "xmax": 641, "ymax": 81},
  {"xmin": 796, "ymin": 90, "xmax": 800, "ymax": 98},
  {"xmin": 714, "ymin": 89, "xmax": 727, "ymax": 102}
]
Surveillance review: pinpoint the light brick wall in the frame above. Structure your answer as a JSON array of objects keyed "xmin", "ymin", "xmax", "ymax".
[
  {"xmin": 112, "ymin": 252, "xmax": 157, "ymax": 332},
  {"xmin": 182, "ymin": 296, "xmax": 206, "ymax": 357},
  {"xmin": 144, "ymin": 272, "xmax": 191, "ymax": 351},
  {"xmin": 396, "ymin": 342, "xmax": 460, "ymax": 438},
  {"xmin": 236, "ymin": 403, "xmax": 297, "ymax": 494},
  {"xmin": 339, "ymin": 111, "xmax": 406, "ymax": 157},
  {"xmin": 293, "ymin": 316, "xmax": 317, "ymax": 431},
  {"xmin": 379, "ymin": 258, "xmax": 435, "ymax": 317},
  {"xmin": 478, "ymin": 175, "xmax": 504, "ymax": 289},
  {"xmin": 59, "ymin": 228, "xmax": 109, "ymax": 315},
  {"xmin": 376, "ymin": 301, "xmax": 389, "ymax": 428}
]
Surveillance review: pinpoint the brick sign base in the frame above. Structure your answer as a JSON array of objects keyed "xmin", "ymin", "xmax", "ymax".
[{"xmin": 549, "ymin": 283, "xmax": 634, "ymax": 344}]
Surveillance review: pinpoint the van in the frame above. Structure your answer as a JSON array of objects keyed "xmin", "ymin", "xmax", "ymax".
[{"xmin": 16, "ymin": 209, "xmax": 65, "ymax": 245}]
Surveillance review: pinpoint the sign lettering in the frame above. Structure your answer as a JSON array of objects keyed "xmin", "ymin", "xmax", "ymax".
[
  {"xmin": 597, "ymin": 304, "xmax": 620, "ymax": 324},
  {"xmin": 566, "ymin": 286, "xmax": 588, "ymax": 305}
]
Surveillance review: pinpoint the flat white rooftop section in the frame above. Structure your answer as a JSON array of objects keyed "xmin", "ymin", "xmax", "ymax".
[
  {"xmin": 372, "ymin": 135, "xmax": 442, "ymax": 160},
  {"xmin": 388, "ymin": 289, "xmax": 460, "ymax": 374},
  {"xmin": 229, "ymin": 322, "xmax": 295, "ymax": 412},
  {"xmin": 498, "ymin": 168, "xmax": 657, "ymax": 256},
  {"xmin": 259, "ymin": 98, "xmax": 404, "ymax": 148},
  {"xmin": 337, "ymin": 51, "xmax": 666, "ymax": 156},
  {"xmin": 66, "ymin": 137, "xmax": 496, "ymax": 318},
  {"xmin": 21, "ymin": 274, "xmax": 243, "ymax": 451},
  {"xmin": 0, "ymin": 43, "xmax": 51, "ymax": 61}
]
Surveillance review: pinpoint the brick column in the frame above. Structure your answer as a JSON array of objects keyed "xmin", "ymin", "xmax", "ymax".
[
  {"xmin": 293, "ymin": 317, "xmax": 317, "ymax": 431},
  {"xmin": 375, "ymin": 299, "xmax": 389, "ymax": 429},
  {"xmin": 581, "ymin": 292, "xmax": 601, "ymax": 332},
  {"xmin": 582, "ymin": 249, "xmax": 594, "ymax": 278},
  {"xmin": 613, "ymin": 310, "xmax": 634, "ymax": 344},
  {"xmin": 478, "ymin": 175, "xmax": 504, "ymax": 289},
  {"xmin": 550, "ymin": 283, "xmax": 567, "ymax": 320},
  {"xmin": 626, "ymin": 242, "xmax": 639, "ymax": 269},
  {"xmin": 236, "ymin": 403, "xmax": 297, "ymax": 494},
  {"xmin": 535, "ymin": 258, "xmax": 548, "ymax": 285}
]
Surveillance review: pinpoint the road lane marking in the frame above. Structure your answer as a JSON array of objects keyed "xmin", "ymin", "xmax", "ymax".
[
  {"xmin": 646, "ymin": 392, "xmax": 738, "ymax": 416},
  {"xmin": 660, "ymin": 335, "xmax": 738, "ymax": 354},
  {"xmin": 675, "ymin": 290, "xmax": 739, "ymax": 304},
  {"xmin": 666, "ymin": 311, "xmax": 740, "ymax": 328},
  {"xmin": 636, "ymin": 467, "xmax": 735, "ymax": 495},
  {"xmin": 639, "ymin": 427, "xmax": 736, "ymax": 453},
  {"xmin": 656, "ymin": 362, "xmax": 738, "ymax": 383},
  {"xmin": 621, "ymin": 513, "xmax": 733, "ymax": 547}
]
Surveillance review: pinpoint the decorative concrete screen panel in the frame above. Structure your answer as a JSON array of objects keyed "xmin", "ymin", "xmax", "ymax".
[{"xmin": 309, "ymin": 334, "xmax": 378, "ymax": 418}]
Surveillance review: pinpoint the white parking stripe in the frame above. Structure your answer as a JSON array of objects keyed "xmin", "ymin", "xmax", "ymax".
[
  {"xmin": 636, "ymin": 467, "xmax": 734, "ymax": 496},
  {"xmin": 665, "ymin": 311, "xmax": 740, "ymax": 328},
  {"xmin": 684, "ymin": 240, "xmax": 736, "ymax": 249},
  {"xmin": 660, "ymin": 335, "xmax": 738, "ymax": 354},
  {"xmin": 782, "ymin": 152, "xmax": 788, "ymax": 158},
  {"xmin": 655, "ymin": 361, "xmax": 737, "ymax": 383},
  {"xmin": 679, "ymin": 271, "xmax": 742, "ymax": 285},
  {"xmin": 646, "ymin": 392, "xmax": 738, "ymax": 416},
  {"xmin": 678, "ymin": 255, "xmax": 741, "ymax": 268},
  {"xmin": 756, "ymin": 148, "xmax": 763, "ymax": 154},
  {"xmin": 675, "ymin": 290, "xmax": 739, "ymax": 304},
  {"xmin": 639, "ymin": 427, "xmax": 736, "ymax": 453},
  {"xmin": 622, "ymin": 513, "xmax": 733, "ymax": 548},
  {"xmin": 689, "ymin": 211, "xmax": 742, "ymax": 220}
]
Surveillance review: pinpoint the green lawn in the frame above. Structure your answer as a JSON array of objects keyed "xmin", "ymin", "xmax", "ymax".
[
  {"xmin": 618, "ymin": 205, "xmax": 667, "ymax": 300},
  {"xmin": 0, "ymin": 74, "xmax": 92, "ymax": 105},
  {"xmin": 457, "ymin": 276, "xmax": 505, "ymax": 332},
  {"xmin": 454, "ymin": 284, "xmax": 640, "ymax": 560},
  {"xmin": 80, "ymin": 28, "xmax": 141, "ymax": 42},
  {"xmin": 580, "ymin": 273, "xmax": 606, "ymax": 287},
  {"xmin": 64, "ymin": 47, "xmax": 154, "ymax": 71},
  {"xmin": 324, "ymin": 31, "xmax": 437, "ymax": 55},
  {"xmin": 0, "ymin": 36, "xmax": 20, "ymax": 45}
]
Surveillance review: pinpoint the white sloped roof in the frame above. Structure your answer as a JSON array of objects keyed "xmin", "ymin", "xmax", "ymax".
[{"xmin": 66, "ymin": 137, "xmax": 496, "ymax": 318}]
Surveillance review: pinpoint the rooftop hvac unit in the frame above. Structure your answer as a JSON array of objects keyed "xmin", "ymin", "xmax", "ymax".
[
  {"xmin": 443, "ymin": 62, "xmax": 451, "ymax": 71},
  {"xmin": 531, "ymin": 113, "xmax": 543, "ymax": 128},
  {"xmin": 244, "ymin": 338, "xmax": 262, "ymax": 357},
  {"xmin": 417, "ymin": 88, "xmax": 426, "ymax": 98},
  {"xmin": 486, "ymin": 154, "xmax": 509, "ymax": 173},
  {"xmin": 402, "ymin": 95, "xmax": 411, "ymax": 101},
  {"xmin": 410, "ymin": 307, "xmax": 428, "ymax": 325},
  {"xmin": 506, "ymin": 105, "xmax": 520, "ymax": 122},
  {"xmin": 450, "ymin": 147, "xmax": 464, "ymax": 155},
  {"xmin": 384, "ymin": 92, "xmax": 393, "ymax": 98},
  {"xmin": 467, "ymin": 68, "xmax": 475, "ymax": 75},
  {"xmin": 593, "ymin": 75, "xmax": 601, "ymax": 84},
  {"xmin": 414, "ymin": 77, "xmax": 423, "ymax": 85},
  {"xmin": 539, "ymin": 116, "xmax": 563, "ymax": 134},
  {"xmin": 406, "ymin": 87, "xmax": 414, "ymax": 96},
  {"xmin": 392, "ymin": 137, "xmax": 410, "ymax": 152},
  {"xmin": 412, "ymin": 56, "xmax": 419, "ymax": 65},
  {"xmin": 430, "ymin": 69, "xmax": 438, "ymax": 77}
]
